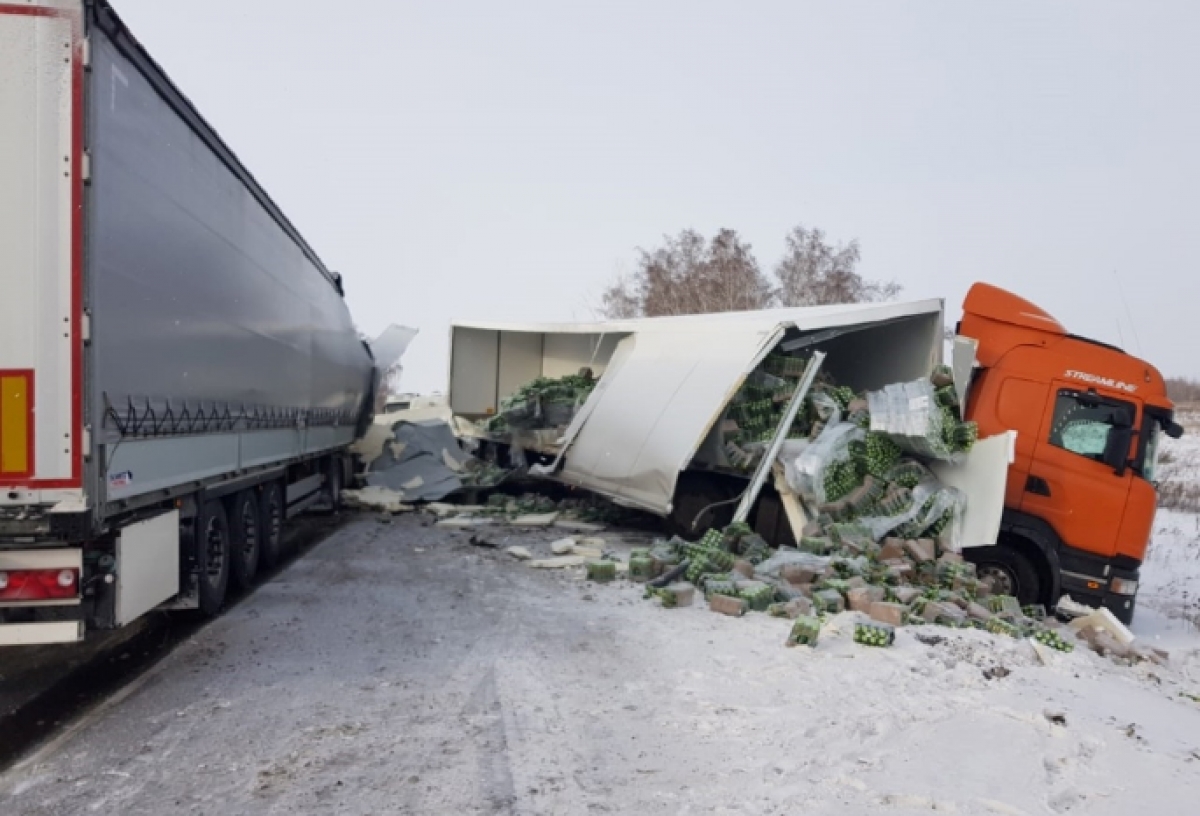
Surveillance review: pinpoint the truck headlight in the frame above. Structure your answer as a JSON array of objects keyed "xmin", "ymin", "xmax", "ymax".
[{"xmin": 1110, "ymin": 577, "xmax": 1138, "ymax": 596}]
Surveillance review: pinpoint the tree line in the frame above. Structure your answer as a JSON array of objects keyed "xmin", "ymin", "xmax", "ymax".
[
  {"xmin": 1167, "ymin": 378, "xmax": 1200, "ymax": 404},
  {"xmin": 600, "ymin": 225, "xmax": 899, "ymax": 319}
]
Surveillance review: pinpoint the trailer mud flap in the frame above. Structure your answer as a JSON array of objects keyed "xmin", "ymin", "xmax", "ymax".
[{"xmin": 115, "ymin": 510, "xmax": 180, "ymax": 626}]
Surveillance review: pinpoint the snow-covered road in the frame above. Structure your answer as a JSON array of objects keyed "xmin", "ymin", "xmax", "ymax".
[{"xmin": 4, "ymin": 512, "xmax": 1200, "ymax": 816}]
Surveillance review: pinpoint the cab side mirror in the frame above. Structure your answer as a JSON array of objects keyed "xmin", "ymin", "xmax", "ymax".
[
  {"xmin": 1103, "ymin": 426, "xmax": 1134, "ymax": 476},
  {"xmin": 1166, "ymin": 420, "xmax": 1184, "ymax": 440}
]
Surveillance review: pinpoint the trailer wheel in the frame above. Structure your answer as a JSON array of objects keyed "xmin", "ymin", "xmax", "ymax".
[
  {"xmin": 196, "ymin": 500, "xmax": 231, "ymax": 615},
  {"xmin": 669, "ymin": 472, "xmax": 738, "ymax": 538},
  {"xmin": 325, "ymin": 459, "xmax": 343, "ymax": 511},
  {"xmin": 259, "ymin": 482, "xmax": 286, "ymax": 569},
  {"xmin": 966, "ymin": 545, "xmax": 1041, "ymax": 606},
  {"xmin": 229, "ymin": 491, "xmax": 261, "ymax": 590}
]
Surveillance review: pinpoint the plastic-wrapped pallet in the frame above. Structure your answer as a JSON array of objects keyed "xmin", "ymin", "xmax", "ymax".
[
  {"xmin": 788, "ymin": 421, "xmax": 867, "ymax": 505},
  {"xmin": 866, "ymin": 378, "xmax": 957, "ymax": 461}
]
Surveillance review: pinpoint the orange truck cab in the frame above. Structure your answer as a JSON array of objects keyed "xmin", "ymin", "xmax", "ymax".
[{"xmin": 958, "ymin": 283, "xmax": 1183, "ymax": 623}]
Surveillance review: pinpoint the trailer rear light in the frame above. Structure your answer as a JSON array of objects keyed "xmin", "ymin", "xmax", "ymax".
[
  {"xmin": 0, "ymin": 568, "xmax": 79, "ymax": 602},
  {"xmin": 1110, "ymin": 577, "xmax": 1138, "ymax": 596}
]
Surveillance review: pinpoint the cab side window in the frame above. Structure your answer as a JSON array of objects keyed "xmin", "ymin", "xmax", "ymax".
[{"xmin": 1049, "ymin": 390, "xmax": 1134, "ymax": 462}]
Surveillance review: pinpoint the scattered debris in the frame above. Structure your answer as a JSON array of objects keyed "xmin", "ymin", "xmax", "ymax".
[
  {"xmin": 529, "ymin": 556, "xmax": 587, "ymax": 570},
  {"xmin": 1032, "ymin": 629, "xmax": 1075, "ymax": 653},
  {"xmin": 853, "ymin": 622, "xmax": 895, "ymax": 647},
  {"xmin": 435, "ymin": 516, "xmax": 493, "ymax": 529},
  {"xmin": 341, "ymin": 487, "xmax": 415, "ymax": 514},
  {"xmin": 868, "ymin": 602, "xmax": 907, "ymax": 627},
  {"xmin": 1054, "ymin": 595, "xmax": 1094, "ymax": 619},
  {"xmin": 654, "ymin": 583, "xmax": 695, "ymax": 608},
  {"xmin": 982, "ymin": 666, "xmax": 1011, "ymax": 680},
  {"xmin": 626, "ymin": 519, "xmax": 1086, "ymax": 655},
  {"xmin": 511, "ymin": 512, "xmax": 560, "ymax": 527},
  {"xmin": 359, "ymin": 419, "xmax": 508, "ymax": 502},
  {"xmin": 505, "ymin": 546, "xmax": 533, "ymax": 561},
  {"xmin": 554, "ymin": 519, "xmax": 608, "ymax": 533},
  {"xmin": 709, "ymin": 594, "xmax": 748, "ymax": 617},
  {"xmin": 586, "ymin": 561, "xmax": 617, "ymax": 583},
  {"xmin": 468, "ymin": 535, "xmax": 497, "ymax": 549},
  {"xmin": 1068, "ymin": 607, "xmax": 1135, "ymax": 646},
  {"xmin": 785, "ymin": 616, "xmax": 821, "ymax": 648},
  {"xmin": 1043, "ymin": 710, "xmax": 1068, "ymax": 727},
  {"xmin": 551, "ymin": 538, "xmax": 576, "ymax": 555}
]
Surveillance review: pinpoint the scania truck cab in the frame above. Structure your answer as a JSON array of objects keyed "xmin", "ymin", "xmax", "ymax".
[{"xmin": 960, "ymin": 283, "xmax": 1182, "ymax": 623}]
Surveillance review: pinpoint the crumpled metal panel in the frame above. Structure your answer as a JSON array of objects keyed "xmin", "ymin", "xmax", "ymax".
[
  {"xmin": 559, "ymin": 326, "xmax": 782, "ymax": 515},
  {"xmin": 364, "ymin": 420, "xmax": 469, "ymax": 502}
]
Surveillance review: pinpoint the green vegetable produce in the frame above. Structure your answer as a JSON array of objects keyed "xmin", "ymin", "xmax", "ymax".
[
  {"xmin": 586, "ymin": 561, "xmax": 616, "ymax": 583},
  {"xmin": 854, "ymin": 622, "xmax": 896, "ymax": 647},
  {"xmin": 786, "ymin": 615, "xmax": 822, "ymax": 647},
  {"xmin": 1033, "ymin": 628, "xmax": 1075, "ymax": 652}
]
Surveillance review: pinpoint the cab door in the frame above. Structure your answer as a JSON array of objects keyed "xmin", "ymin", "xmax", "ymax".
[{"xmin": 1021, "ymin": 383, "xmax": 1138, "ymax": 559}]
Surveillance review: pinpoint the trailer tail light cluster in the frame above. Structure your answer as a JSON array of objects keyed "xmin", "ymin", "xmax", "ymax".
[{"xmin": 0, "ymin": 569, "xmax": 79, "ymax": 602}]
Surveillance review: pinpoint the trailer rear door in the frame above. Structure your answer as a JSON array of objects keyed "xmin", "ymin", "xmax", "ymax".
[{"xmin": 0, "ymin": 2, "xmax": 84, "ymax": 496}]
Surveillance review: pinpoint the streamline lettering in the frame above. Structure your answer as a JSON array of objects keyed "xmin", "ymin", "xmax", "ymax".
[{"xmin": 1064, "ymin": 369, "xmax": 1138, "ymax": 394}]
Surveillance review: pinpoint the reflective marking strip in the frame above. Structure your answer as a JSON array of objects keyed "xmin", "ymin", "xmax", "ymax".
[
  {"xmin": 0, "ymin": 370, "xmax": 34, "ymax": 476},
  {"xmin": 0, "ymin": 620, "xmax": 84, "ymax": 646}
]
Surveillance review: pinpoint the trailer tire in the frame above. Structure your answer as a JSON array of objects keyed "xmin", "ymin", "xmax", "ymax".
[
  {"xmin": 966, "ymin": 545, "xmax": 1041, "ymax": 606},
  {"xmin": 196, "ymin": 500, "xmax": 231, "ymax": 615},
  {"xmin": 229, "ymin": 491, "xmax": 261, "ymax": 590},
  {"xmin": 325, "ymin": 459, "xmax": 343, "ymax": 511},
  {"xmin": 669, "ymin": 473, "xmax": 738, "ymax": 538},
  {"xmin": 259, "ymin": 482, "xmax": 286, "ymax": 569}
]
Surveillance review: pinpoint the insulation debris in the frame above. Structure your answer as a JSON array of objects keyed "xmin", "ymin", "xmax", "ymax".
[{"xmin": 357, "ymin": 419, "xmax": 509, "ymax": 503}]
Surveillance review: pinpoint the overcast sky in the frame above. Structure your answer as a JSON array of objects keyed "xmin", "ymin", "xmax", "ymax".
[{"xmin": 112, "ymin": 0, "xmax": 1199, "ymax": 393}]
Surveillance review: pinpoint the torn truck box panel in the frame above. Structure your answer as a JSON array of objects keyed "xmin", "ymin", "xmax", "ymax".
[
  {"xmin": 361, "ymin": 420, "xmax": 473, "ymax": 502},
  {"xmin": 452, "ymin": 298, "xmax": 947, "ymax": 517}
]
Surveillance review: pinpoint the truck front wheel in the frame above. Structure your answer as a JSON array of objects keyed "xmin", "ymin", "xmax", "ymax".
[
  {"xmin": 966, "ymin": 545, "xmax": 1041, "ymax": 606},
  {"xmin": 196, "ymin": 500, "xmax": 231, "ymax": 615}
]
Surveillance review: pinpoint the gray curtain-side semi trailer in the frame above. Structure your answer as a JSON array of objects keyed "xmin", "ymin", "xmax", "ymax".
[{"xmin": 0, "ymin": 1, "xmax": 378, "ymax": 645}]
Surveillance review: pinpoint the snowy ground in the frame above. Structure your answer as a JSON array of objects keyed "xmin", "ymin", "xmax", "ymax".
[
  {"xmin": 5, "ymin": 513, "xmax": 1200, "ymax": 816},
  {"xmin": 1140, "ymin": 404, "xmax": 1200, "ymax": 633}
]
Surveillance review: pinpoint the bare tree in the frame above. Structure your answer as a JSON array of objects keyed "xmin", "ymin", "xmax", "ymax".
[
  {"xmin": 1166, "ymin": 377, "xmax": 1200, "ymax": 405},
  {"xmin": 600, "ymin": 228, "xmax": 773, "ymax": 318},
  {"xmin": 774, "ymin": 225, "xmax": 900, "ymax": 307}
]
